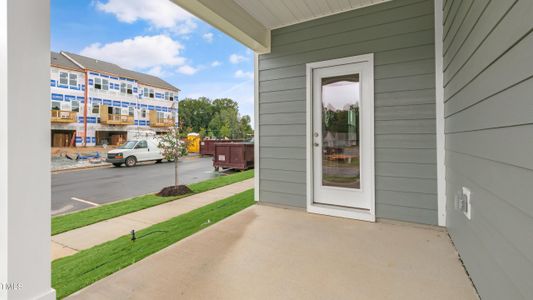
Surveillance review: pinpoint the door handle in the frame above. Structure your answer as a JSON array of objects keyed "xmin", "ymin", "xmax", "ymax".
[{"xmin": 314, "ymin": 143, "xmax": 320, "ymax": 147}]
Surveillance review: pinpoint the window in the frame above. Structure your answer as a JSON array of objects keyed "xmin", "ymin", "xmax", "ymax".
[
  {"xmin": 127, "ymin": 84, "xmax": 133, "ymax": 95},
  {"xmin": 157, "ymin": 112, "xmax": 165, "ymax": 119},
  {"xmin": 143, "ymin": 87, "xmax": 149, "ymax": 97},
  {"xmin": 169, "ymin": 92, "xmax": 174, "ymax": 101},
  {"xmin": 94, "ymin": 78, "xmax": 102, "ymax": 89},
  {"xmin": 120, "ymin": 83, "xmax": 126, "ymax": 94},
  {"xmin": 59, "ymin": 72, "xmax": 68, "ymax": 85},
  {"xmin": 51, "ymin": 101, "xmax": 61, "ymax": 110},
  {"xmin": 135, "ymin": 140, "xmax": 148, "ymax": 149},
  {"xmin": 164, "ymin": 92, "xmax": 169, "ymax": 100},
  {"xmin": 92, "ymin": 103, "xmax": 99, "ymax": 114},
  {"xmin": 102, "ymin": 79, "xmax": 109, "ymax": 91},
  {"xmin": 149, "ymin": 89, "xmax": 154, "ymax": 98},
  {"xmin": 141, "ymin": 108, "xmax": 146, "ymax": 118},
  {"xmin": 128, "ymin": 107, "xmax": 134, "ymax": 117},
  {"xmin": 69, "ymin": 73, "xmax": 77, "ymax": 87},
  {"xmin": 111, "ymin": 107, "xmax": 121, "ymax": 115},
  {"xmin": 71, "ymin": 100, "xmax": 80, "ymax": 112}
]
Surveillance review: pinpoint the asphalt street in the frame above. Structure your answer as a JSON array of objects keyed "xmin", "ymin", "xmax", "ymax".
[{"xmin": 51, "ymin": 156, "xmax": 218, "ymax": 215}]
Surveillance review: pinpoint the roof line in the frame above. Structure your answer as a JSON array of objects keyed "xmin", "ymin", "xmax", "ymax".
[
  {"xmin": 50, "ymin": 64, "xmax": 83, "ymax": 73},
  {"xmin": 85, "ymin": 68, "xmax": 136, "ymax": 81},
  {"xmin": 60, "ymin": 51, "xmax": 86, "ymax": 70},
  {"xmin": 52, "ymin": 63, "xmax": 180, "ymax": 92},
  {"xmin": 54, "ymin": 52, "xmax": 180, "ymax": 92}
]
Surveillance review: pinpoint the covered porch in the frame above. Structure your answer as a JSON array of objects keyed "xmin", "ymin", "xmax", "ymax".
[
  {"xmin": 68, "ymin": 204, "xmax": 476, "ymax": 299},
  {"xmin": 2, "ymin": 0, "xmax": 531, "ymax": 299}
]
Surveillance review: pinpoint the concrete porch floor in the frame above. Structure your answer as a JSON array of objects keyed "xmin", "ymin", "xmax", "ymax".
[{"xmin": 68, "ymin": 205, "xmax": 478, "ymax": 300}]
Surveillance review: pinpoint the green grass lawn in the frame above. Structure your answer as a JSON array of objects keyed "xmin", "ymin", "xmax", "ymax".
[
  {"xmin": 53, "ymin": 189, "xmax": 254, "ymax": 299},
  {"xmin": 52, "ymin": 170, "xmax": 254, "ymax": 235}
]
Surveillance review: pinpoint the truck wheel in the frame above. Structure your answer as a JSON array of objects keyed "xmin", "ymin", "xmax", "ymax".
[
  {"xmin": 112, "ymin": 163, "xmax": 122, "ymax": 167},
  {"xmin": 125, "ymin": 156, "xmax": 137, "ymax": 167}
]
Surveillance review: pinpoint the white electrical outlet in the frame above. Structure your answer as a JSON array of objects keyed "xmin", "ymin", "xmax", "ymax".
[
  {"xmin": 462, "ymin": 187, "xmax": 471, "ymax": 220},
  {"xmin": 454, "ymin": 187, "xmax": 472, "ymax": 220}
]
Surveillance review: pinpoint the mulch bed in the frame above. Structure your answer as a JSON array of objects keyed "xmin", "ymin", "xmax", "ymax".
[{"xmin": 157, "ymin": 185, "xmax": 193, "ymax": 197}]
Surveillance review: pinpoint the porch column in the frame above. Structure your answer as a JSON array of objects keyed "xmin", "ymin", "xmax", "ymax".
[{"xmin": 0, "ymin": 0, "xmax": 55, "ymax": 299}]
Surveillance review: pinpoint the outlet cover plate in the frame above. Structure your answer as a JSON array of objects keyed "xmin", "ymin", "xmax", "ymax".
[{"xmin": 462, "ymin": 187, "xmax": 471, "ymax": 220}]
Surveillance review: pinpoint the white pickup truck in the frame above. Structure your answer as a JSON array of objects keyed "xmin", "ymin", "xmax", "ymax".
[{"xmin": 106, "ymin": 139, "xmax": 164, "ymax": 167}]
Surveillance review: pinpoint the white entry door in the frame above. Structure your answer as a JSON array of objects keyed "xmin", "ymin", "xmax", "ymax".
[{"xmin": 307, "ymin": 54, "xmax": 375, "ymax": 221}]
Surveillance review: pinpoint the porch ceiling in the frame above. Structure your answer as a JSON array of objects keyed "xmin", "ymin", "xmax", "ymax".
[
  {"xmin": 234, "ymin": 0, "xmax": 391, "ymax": 29},
  {"xmin": 172, "ymin": 0, "xmax": 391, "ymax": 53}
]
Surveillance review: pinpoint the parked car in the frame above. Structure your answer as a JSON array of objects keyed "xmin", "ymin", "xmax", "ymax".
[{"xmin": 106, "ymin": 139, "xmax": 164, "ymax": 167}]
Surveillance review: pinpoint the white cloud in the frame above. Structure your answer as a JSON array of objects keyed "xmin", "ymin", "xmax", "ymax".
[
  {"xmin": 96, "ymin": 0, "xmax": 197, "ymax": 35},
  {"xmin": 234, "ymin": 70, "xmax": 254, "ymax": 80},
  {"xmin": 146, "ymin": 66, "xmax": 168, "ymax": 78},
  {"xmin": 229, "ymin": 54, "xmax": 248, "ymax": 64},
  {"xmin": 202, "ymin": 32, "xmax": 214, "ymax": 43},
  {"xmin": 80, "ymin": 35, "xmax": 185, "ymax": 70},
  {"xmin": 177, "ymin": 65, "xmax": 199, "ymax": 75},
  {"xmin": 211, "ymin": 60, "xmax": 221, "ymax": 67}
]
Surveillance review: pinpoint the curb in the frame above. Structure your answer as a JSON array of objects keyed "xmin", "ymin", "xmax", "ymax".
[{"xmin": 51, "ymin": 155, "xmax": 206, "ymax": 174}]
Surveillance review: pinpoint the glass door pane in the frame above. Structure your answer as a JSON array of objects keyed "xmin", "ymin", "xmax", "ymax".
[{"xmin": 321, "ymin": 74, "xmax": 360, "ymax": 189}]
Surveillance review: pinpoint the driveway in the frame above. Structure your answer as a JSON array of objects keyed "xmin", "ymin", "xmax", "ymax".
[
  {"xmin": 52, "ymin": 156, "xmax": 217, "ymax": 215},
  {"xmin": 67, "ymin": 205, "xmax": 478, "ymax": 300}
]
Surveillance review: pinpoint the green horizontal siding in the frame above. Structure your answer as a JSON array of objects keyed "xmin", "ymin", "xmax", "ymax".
[
  {"xmin": 258, "ymin": 0, "xmax": 438, "ymax": 223},
  {"xmin": 443, "ymin": 0, "xmax": 533, "ymax": 299}
]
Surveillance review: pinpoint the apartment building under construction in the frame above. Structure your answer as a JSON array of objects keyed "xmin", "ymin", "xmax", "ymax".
[{"xmin": 50, "ymin": 51, "xmax": 180, "ymax": 147}]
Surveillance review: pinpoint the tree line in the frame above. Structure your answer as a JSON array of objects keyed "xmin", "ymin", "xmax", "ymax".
[{"xmin": 178, "ymin": 97, "xmax": 253, "ymax": 139}]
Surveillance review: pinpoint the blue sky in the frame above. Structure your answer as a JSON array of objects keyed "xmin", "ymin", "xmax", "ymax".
[{"xmin": 51, "ymin": 0, "xmax": 255, "ymax": 124}]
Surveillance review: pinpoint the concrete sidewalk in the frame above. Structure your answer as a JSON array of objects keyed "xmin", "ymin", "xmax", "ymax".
[{"xmin": 52, "ymin": 179, "xmax": 254, "ymax": 260}]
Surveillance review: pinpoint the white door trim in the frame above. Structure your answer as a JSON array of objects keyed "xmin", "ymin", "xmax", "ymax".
[{"xmin": 306, "ymin": 54, "xmax": 375, "ymax": 222}]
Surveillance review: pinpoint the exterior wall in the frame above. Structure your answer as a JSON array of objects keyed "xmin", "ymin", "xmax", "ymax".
[
  {"xmin": 50, "ymin": 67, "xmax": 88, "ymax": 145},
  {"xmin": 136, "ymin": 82, "xmax": 177, "ymax": 128},
  {"xmin": 443, "ymin": 0, "xmax": 533, "ymax": 299},
  {"xmin": 50, "ymin": 67, "xmax": 178, "ymax": 146},
  {"xmin": 258, "ymin": 0, "xmax": 438, "ymax": 224}
]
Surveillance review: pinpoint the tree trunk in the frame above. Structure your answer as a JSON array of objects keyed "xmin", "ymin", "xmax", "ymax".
[{"xmin": 174, "ymin": 158, "xmax": 179, "ymax": 186}]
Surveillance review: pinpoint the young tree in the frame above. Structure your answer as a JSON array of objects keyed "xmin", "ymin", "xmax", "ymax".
[{"xmin": 156, "ymin": 127, "xmax": 191, "ymax": 196}]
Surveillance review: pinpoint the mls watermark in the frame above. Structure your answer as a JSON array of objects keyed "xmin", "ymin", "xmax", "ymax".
[{"xmin": 0, "ymin": 282, "xmax": 23, "ymax": 291}]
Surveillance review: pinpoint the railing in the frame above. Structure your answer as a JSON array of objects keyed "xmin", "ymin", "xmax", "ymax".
[
  {"xmin": 101, "ymin": 113, "xmax": 134, "ymax": 125},
  {"xmin": 150, "ymin": 116, "xmax": 175, "ymax": 128},
  {"xmin": 51, "ymin": 110, "xmax": 77, "ymax": 123}
]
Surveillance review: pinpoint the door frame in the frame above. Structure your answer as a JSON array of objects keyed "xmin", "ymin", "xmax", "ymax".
[{"xmin": 306, "ymin": 54, "xmax": 375, "ymax": 222}]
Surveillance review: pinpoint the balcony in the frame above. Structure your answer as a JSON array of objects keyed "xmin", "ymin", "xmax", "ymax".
[
  {"xmin": 51, "ymin": 110, "xmax": 77, "ymax": 123},
  {"xmin": 99, "ymin": 104, "xmax": 134, "ymax": 125},
  {"xmin": 149, "ymin": 110, "xmax": 175, "ymax": 128},
  {"xmin": 100, "ymin": 113, "xmax": 134, "ymax": 126}
]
